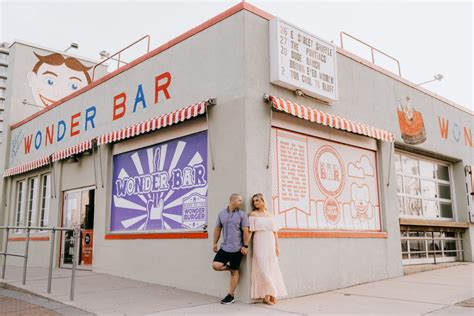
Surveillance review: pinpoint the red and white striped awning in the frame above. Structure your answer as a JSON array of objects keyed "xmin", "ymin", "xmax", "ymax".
[
  {"xmin": 4, "ymin": 156, "xmax": 50, "ymax": 177},
  {"xmin": 98, "ymin": 100, "xmax": 209, "ymax": 145},
  {"xmin": 268, "ymin": 95, "xmax": 394, "ymax": 142},
  {"xmin": 4, "ymin": 99, "xmax": 212, "ymax": 178},
  {"xmin": 3, "ymin": 139, "xmax": 93, "ymax": 177},
  {"xmin": 52, "ymin": 139, "xmax": 93, "ymax": 162}
]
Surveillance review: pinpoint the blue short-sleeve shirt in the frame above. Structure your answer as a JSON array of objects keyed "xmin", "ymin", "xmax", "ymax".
[{"xmin": 215, "ymin": 208, "xmax": 249, "ymax": 253}]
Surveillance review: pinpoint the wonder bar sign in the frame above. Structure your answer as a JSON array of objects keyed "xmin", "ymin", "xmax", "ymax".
[{"xmin": 270, "ymin": 18, "xmax": 338, "ymax": 102}]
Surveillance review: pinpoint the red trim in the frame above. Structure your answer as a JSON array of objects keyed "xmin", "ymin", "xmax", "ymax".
[
  {"xmin": 10, "ymin": 2, "xmax": 273, "ymax": 130},
  {"xmin": 8, "ymin": 236, "xmax": 50, "ymax": 242},
  {"xmin": 104, "ymin": 232, "xmax": 208, "ymax": 240},
  {"xmin": 278, "ymin": 231, "xmax": 388, "ymax": 238}
]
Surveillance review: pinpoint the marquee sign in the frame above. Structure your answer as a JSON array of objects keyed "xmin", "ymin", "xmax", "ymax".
[{"xmin": 270, "ymin": 18, "xmax": 338, "ymax": 102}]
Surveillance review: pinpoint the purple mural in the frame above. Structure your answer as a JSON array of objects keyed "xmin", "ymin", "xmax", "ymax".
[{"xmin": 111, "ymin": 131, "xmax": 208, "ymax": 232}]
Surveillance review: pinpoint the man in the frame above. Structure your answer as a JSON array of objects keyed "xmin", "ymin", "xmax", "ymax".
[{"xmin": 212, "ymin": 193, "xmax": 250, "ymax": 304}]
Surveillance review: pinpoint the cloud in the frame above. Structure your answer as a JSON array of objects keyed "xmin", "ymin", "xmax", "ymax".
[
  {"xmin": 348, "ymin": 156, "xmax": 374, "ymax": 178},
  {"xmin": 348, "ymin": 163, "xmax": 365, "ymax": 178},
  {"xmin": 359, "ymin": 156, "xmax": 374, "ymax": 176}
]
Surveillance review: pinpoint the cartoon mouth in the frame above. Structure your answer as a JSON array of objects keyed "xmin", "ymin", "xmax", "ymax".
[{"xmin": 39, "ymin": 94, "xmax": 56, "ymax": 107}]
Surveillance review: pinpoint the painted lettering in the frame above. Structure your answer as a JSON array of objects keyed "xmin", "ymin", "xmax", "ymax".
[
  {"xmin": 154, "ymin": 72, "xmax": 171, "ymax": 104},
  {"xmin": 438, "ymin": 116, "xmax": 449, "ymax": 139},
  {"xmin": 57, "ymin": 120, "xmax": 66, "ymax": 142},
  {"xmin": 133, "ymin": 84, "xmax": 147, "ymax": 112},
  {"xmin": 45, "ymin": 124, "xmax": 54, "ymax": 146},
  {"xmin": 70, "ymin": 112, "xmax": 81, "ymax": 137},
  {"xmin": 34, "ymin": 131, "xmax": 42, "ymax": 150},
  {"xmin": 465, "ymin": 127, "xmax": 473, "ymax": 147},
  {"xmin": 85, "ymin": 106, "xmax": 96, "ymax": 131},
  {"xmin": 113, "ymin": 92, "xmax": 126, "ymax": 121},
  {"xmin": 453, "ymin": 123, "xmax": 461, "ymax": 142},
  {"xmin": 24, "ymin": 135, "xmax": 33, "ymax": 154}
]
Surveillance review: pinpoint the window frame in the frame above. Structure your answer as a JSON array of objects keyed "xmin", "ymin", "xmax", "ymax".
[
  {"xmin": 13, "ymin": 172, "xmax": 52, "ymax": 233},
  {"xmin": 39, "ymin": 173, "xmax": 52, "ymax": 228},
  {"xmin": 14, "ymin": 179, "xmax": 27, "ymax": 233},
  {"xmin": 395, "ymin": 151, "xmax": 456, "ymax": 221}
]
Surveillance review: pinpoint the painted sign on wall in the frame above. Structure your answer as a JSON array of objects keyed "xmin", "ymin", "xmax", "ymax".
[
  {"xmin": 270, "ymin": 18, "xmax": 338, "ymax": 102},
  {"xmin": 271, "ymin": 128, "xmax": 381, "ymax": 231},
  {"xmin": 396, "ymin": 96, "xmax": 426, "ymax": 145},
  {"xmin": 437, "ymin": 116, "xmax": 473, "ymax": 148},
  {"xmin": 111, "ymin": 131, "xmax": 208, "ymax": 232},
  {"xmin": 27, "ymin": 52, "xmax": 92, "ymax": 108}
]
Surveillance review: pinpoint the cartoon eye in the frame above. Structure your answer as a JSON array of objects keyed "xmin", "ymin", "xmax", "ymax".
[
  {"xmin": 45, "ymin": 78, "xmax": 55, "ymax": 86},
  {"xmin": 69, "ymin": 82, "xmax": 79, "ymax": 90}
]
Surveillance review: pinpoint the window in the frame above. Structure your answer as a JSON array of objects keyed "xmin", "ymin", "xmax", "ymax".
[
  {"xmin": 395, "ymin": 152, "xmax": 454, "ymax": 219},
  {"xmin": 14, "ymin": 174, "xmax": 51, "ymax": 233},
  {"xmin": 400, "ymin": 229, "xmax": 463, "ymax": 265},
  {"xmin": 39, "ymin": 174, "xmax": 51, "ymax": 227},
  {"xmin": 26, "ymin": 177, "xmax": 39, "ymax": 227},
  {"xmin": 14, "ymin": 180, "xmax": 26, "ymax": 232}
]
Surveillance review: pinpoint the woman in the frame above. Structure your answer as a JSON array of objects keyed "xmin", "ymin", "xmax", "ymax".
[{"xmin": 249, "ymin": 193, "xmax": 287, "ymax": 305}]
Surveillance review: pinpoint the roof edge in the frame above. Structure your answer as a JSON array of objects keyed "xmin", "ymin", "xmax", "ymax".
[{"xmin": 9, "ymin": 1, "xmax": 472, "ymax": 130}]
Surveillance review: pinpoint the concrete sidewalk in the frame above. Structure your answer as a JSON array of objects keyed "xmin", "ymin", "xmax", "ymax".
[{"xmin": 0, "ymin": 263, "xmax": 472, "ymax": 315}]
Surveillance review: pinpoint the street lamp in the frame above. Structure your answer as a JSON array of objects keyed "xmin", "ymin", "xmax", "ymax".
[
  {"xmin": 22, "ymin": 99, "xmax": 43, "ymax": 109},
  {"xmin": 64, "ymin": 42, "xmax": 79, "ymax": 52},
  {"xmin": 417, "ymin": 73, "xmax": 444, "ymax": 86},
  {"xmin": 99, "ymin": 50, "xmax": 110, "ymax": 59}
]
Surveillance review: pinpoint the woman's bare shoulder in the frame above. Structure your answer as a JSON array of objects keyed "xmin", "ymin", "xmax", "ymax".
[{"xmin": 249, "ymin": 211, "xmax": 259, "ymax": 217}]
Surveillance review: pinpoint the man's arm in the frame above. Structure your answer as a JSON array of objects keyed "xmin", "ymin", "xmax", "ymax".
[
  {"xmin": 213, "ymin": 226, "xmax": 221, "ymax": 253},
  {"xmin": 241, "ymin": 227, "xmax": 250, "ymax": 255}
]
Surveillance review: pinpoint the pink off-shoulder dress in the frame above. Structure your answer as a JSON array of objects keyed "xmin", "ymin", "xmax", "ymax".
[{"xmin": 250, "ymin": 215, "xmax": 287, "ymax": 299}]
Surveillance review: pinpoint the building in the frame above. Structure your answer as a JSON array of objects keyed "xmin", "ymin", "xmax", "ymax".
[
  {"xmin": 0, "ymin": 3, "xmax": 472, "ymax": 302},
  {"xmin": 0, "ymin": 42, "xmax": 9, "ymax": 144}
]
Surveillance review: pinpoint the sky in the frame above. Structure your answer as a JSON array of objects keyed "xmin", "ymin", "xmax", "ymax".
[{"xmin": 0, "ymin": 0, "xmax": 472, "ymax": 110}]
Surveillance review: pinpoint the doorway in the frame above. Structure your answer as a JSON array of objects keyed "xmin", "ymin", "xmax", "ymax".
[{"xmin": 60, "ymin": 187, "xmax": 95, "ymax": 269}]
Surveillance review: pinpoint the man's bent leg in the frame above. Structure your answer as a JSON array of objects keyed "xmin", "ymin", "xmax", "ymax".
[
  {"xmin": 212, "ymin": 261, "xmax": 229, "ymax": 271},
  {"xmin": 229, "ymin": 269, "xmax": 239, "ymax": 296}
]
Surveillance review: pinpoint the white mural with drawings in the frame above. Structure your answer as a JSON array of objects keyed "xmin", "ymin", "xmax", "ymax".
[{"xmin": 271, "ymin": 128, "xmax": 381, "ymax": 231}]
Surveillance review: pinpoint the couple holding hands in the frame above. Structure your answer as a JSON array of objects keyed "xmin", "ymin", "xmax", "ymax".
[{"xmin": 212, "ymin": 193, "xmax": 287, "ymax": 305}]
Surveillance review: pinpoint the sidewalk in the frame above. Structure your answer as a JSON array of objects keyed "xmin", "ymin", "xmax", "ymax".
[{"xmin": 0, "ymin": 263, "xmax": 472, "ymax": 315}]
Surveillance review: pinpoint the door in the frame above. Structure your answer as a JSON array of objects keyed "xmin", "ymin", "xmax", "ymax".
[{"xmin": 60, "ymin": 187, "xmax": 95, "ymax": 269}]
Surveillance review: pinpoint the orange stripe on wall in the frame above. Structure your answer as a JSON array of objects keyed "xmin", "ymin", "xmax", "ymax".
[
  {"xmin": 105, "ymin": 232, "xmax": 208, "ymax": 240},
  {"xmin": 8, "ymin": 236, "xmax": 50, "ymax": 242},
  {"xmin": 278, "ymin": 231, "xmax": 388, "ymax": 238}
]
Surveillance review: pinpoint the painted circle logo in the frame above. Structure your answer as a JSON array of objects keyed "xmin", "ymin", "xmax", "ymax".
[
  {"xmin": 314, "ymin": 145, "xmax": 345, "ymax": 197},
  {"xmin": 324, "ymin": 198, "xmax": 340, "ymax": 225}
]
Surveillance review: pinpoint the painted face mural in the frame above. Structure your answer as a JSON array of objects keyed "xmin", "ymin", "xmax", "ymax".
[{"xmin": 27, "ymin": 52, "xmax": 92, "ymax": 107}]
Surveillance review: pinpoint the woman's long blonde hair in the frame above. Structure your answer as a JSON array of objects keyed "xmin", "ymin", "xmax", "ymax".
[{"xmin": 251, "ymin": 193, "xmax": 267, "ymax": 211}]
